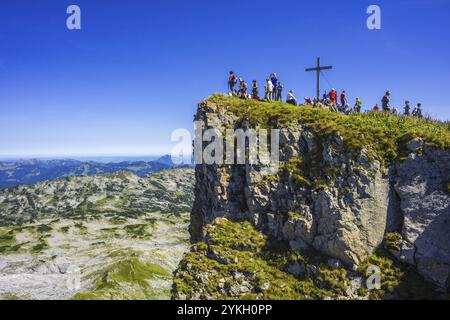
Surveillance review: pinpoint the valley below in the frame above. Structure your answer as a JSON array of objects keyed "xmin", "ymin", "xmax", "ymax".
[{"xmin": 0, "ymin": 168, "xmax": 194, "ymax": 300}]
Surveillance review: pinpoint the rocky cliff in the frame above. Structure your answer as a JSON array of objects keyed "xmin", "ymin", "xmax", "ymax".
[{"xmin": 174, "ymin": 95, "xmax": 450, "ymax": 299}]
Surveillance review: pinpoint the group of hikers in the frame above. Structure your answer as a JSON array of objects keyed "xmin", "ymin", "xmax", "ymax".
[
  {"xmin": 378, "ymin": 90, "xmax": 423, "ymax": 118},
  {"xmin": 228, "ymin": 71, "xmax": 298, "ymax": 105},
  {"xmin": 227, "ymin": 71, "xmax": 424, "ymax": 118}
]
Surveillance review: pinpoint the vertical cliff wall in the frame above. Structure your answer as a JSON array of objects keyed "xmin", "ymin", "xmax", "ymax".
[{"xmin": 188, "ymin": 95, "xmax": 450, "ymax": 292}]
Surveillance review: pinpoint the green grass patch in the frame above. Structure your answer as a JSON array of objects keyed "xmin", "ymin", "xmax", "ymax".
[
  {"xmin": 358, "ymin": 249, "xmax": 440, "ymax": 300},
  {"xmin": 59, "ymin": 225, "xmax": 70, "ymax": 233},
  {"xmin": 36, "ymin": 224, "xmax": 53, "ymax": 233},
  {"xmin": 205, "ymin": 94, "xmax": 450, "ymax": 166},
  {"xmin": 206, "ymin": 218, "xmax": 266, "ymax": 251},
  {"xmin": 174, "ymin": 218, "xmax": 349, "ymax": 300},
  {"xmin": 0, "ymin": 229, "xmax": 21, "ymax": 254},
  {"xmin": 31, "ymin": 239, "xmax": 48, "ymax": 253},
  {"xmin": 174, "ymin": 218, "xmax": 442, "ymax": 300},
  {"xmin": 73, "ymin": 252, "xmax": 171, "ymax": 300},
  {"xmin": 384, "ymin": 232, "xmax": 402, "ymax": 252},
  {"xmin": 443, "ymin": 182, "xmax": 450, "ymax": 194},
  {"xmin": 123, "ymin": 224, "xmax": 149, "ymax": 239}
]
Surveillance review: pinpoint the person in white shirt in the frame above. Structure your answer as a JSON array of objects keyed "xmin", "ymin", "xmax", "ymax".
[
  {"xmin": 287, "ymin": 90, "xmax": 297, "ymax": 105},
  {"xmin": 264, "ymin": 78, "xmax": 274, "ymax": 102}
]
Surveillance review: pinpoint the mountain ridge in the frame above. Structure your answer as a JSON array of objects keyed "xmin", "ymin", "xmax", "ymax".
[{"xmin": 0, "ymin": 157, "xmax": 188, "ymax": 189}]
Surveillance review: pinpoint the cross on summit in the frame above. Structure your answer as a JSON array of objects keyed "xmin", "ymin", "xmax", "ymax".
[{"xmin": 305, "ymin": 57, "xmax": 333, "ymax": 100}]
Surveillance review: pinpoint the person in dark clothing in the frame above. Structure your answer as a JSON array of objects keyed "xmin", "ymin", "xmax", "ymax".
[
  {"xmin": 412, "ymin": 103, "xmax": 423, "ymax": 118},
  {"xmin": 382, "ymin": 91, "xmax": 391, "ymax": 112},
  {"xmin": 251, "ymin": 80, "xmax": 259, "ymax": 100},
  {"xmin": 228, "ymin": 71, "xmax": 237, "ymax": 95},
  {"xmin": 276, "ymin": 82, "xmax": 283, "ymax": 102},
  {"xmin": 237, "ymin": 78, "xmax": 248, "ymax": 99},
  {"xmin": 404, "ymin": 100, "xmax": 411, "ymax": 116}
]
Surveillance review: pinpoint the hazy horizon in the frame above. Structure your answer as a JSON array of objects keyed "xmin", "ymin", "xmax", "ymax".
[{"xmin": 0, "ymin": 154, "xmax": 169, "ymax": 163}]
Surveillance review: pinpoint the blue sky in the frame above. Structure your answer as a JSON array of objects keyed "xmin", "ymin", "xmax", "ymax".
[{"xmin": 0, "ymin": 0, "xmax": 449, "ymax": 157}]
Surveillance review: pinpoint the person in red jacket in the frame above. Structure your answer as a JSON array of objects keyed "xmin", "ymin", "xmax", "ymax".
[
  {"xmin": 373, "ymin": 104, "xmax": 380, "ymax": 111},
  {"xmin": 228, "ymin": 71, "xmax": 237, "ymax": 95},
  {"xmin": 329, "ymin": 89, "xmax": 338, "ymax": 106},
  {"xmin": 340, "ymin": 90, "xmax": 347, "ymax": 107}
]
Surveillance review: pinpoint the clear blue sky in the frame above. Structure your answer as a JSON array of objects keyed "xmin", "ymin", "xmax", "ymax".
[{"xmin": 0, "ymin": 0, "xmax": 449, "ymax": 157}]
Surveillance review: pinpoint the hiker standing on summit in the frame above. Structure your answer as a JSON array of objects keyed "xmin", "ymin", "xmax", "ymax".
[
  {"xmin": 329, "ymin": 89, "xmax": 338, "ymax": 107},
  {"xmin": 276, "ymin": 82, "xmax": 283, "ymax": 102},
  {"xmin": 252, "ymin": 80, "xmax": 259, "ymax": 100},
  {"xmin": 270, "ymin": 73, "xmax": 278, "ymax": 101},
  {"xmin": 238, "ymin": 78, "xmax": 248, "ymax": 99},
  {"xmin": 228, "ymin": 71, "xmax": 237, "ymax": 95},
  {"xmin": 404, "ymin": 100, "xmax": 411, "ymax": 116},
  {"xmin": 354, "ymin": 98, "xmax": 362, "ymax": 113},
  {"xmin": 265, "ymin": 78, "xmax": 274, "ymax": 102},
  {"xmin": 382, "ymin": 91, "xmax": 391, "ymax": 112},
  {"xmin": 340, "ymin": 90, "xmax": 347, "ymax": 108}
]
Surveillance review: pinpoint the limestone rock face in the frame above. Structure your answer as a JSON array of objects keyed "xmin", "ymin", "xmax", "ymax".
[
  {"xmin": 190, "ymin": 96, "xmax": 450, "ymax": 291},
  {"xmin": 394, "ymin": 148, "xmax": 450, "ymax": 290}
]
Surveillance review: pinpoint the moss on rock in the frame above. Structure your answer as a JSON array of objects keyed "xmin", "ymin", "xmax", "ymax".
[{"xmin": 174, "ymin": 218, "xmax": 443, "ymax": 300}]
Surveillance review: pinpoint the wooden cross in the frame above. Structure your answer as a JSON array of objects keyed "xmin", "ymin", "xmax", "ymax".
[{"xmin": 305, "ymin": 57, "xmax": 333, "ymax": 100}]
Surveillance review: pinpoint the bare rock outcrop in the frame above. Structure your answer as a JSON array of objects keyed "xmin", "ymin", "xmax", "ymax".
[{"xmin": 393, "ymin": 147, "xmax": 450, "ymax": 290}]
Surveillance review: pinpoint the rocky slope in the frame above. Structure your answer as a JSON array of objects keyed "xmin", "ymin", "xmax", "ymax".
[
  {"xmin": 0, "ymin": 168, "xmax": 194, "ymax": 300},
  {"xmin": 174, "ymin": 95, "xmax": 450, "ymax": 299},
  {"xmin": 0, "ymin": 169, "xmax": 194, "ymax": 224}
]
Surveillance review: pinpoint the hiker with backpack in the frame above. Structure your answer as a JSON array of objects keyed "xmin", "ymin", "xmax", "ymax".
[{"xmin": 228, "ymin": 71, "xmax": 237, "ymax": 95}]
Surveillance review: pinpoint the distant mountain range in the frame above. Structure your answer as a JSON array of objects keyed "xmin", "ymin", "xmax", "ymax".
[{"xmin": 0, "ymin": 156, "xmax": 190, "ymax": 189}]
